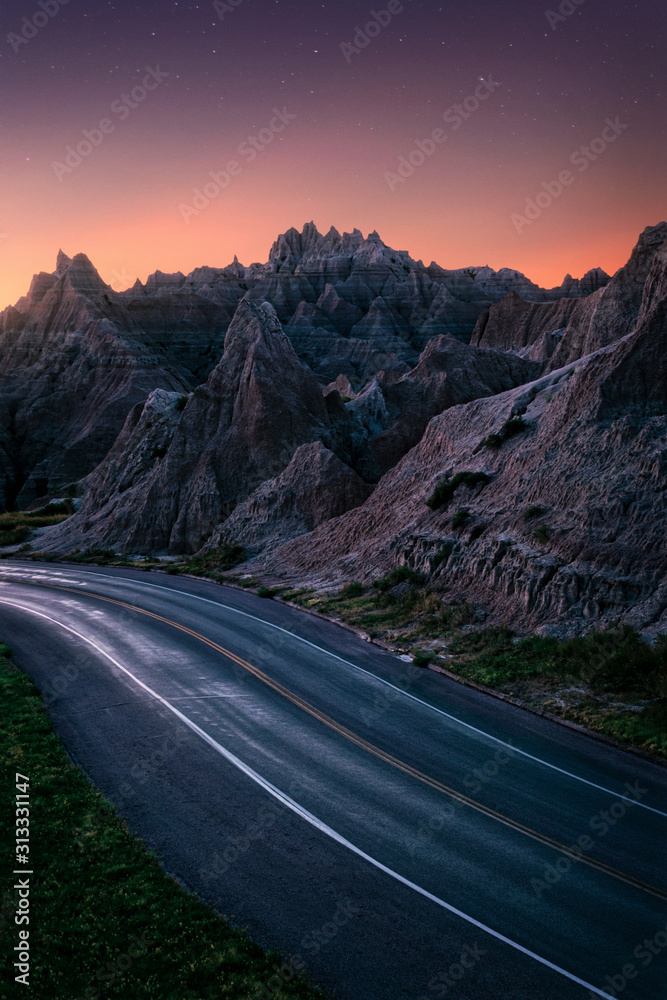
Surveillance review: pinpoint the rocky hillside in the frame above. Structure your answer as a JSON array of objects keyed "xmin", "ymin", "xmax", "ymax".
[
  {"xmin": 260, "ymin": 226, "xmax": 667, "ymax": 635},
  {"xmin": 42, "ymin": 302, "xmax": 541, "ymax": 554}
]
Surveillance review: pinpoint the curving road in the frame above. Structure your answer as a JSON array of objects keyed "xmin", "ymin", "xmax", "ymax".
[{"xmin": 0, "ymin": 560, "xmax": 665, "ymax": 1000}]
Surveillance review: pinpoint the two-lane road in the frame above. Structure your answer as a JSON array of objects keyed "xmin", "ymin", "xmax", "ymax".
[{"xmin": 1, "ymin": 561, "xmax": 665, "ymax": 1000}]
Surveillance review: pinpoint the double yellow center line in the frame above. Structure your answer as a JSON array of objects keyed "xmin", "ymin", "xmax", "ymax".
[{"xmin": 12, "ymin": 577, "xmax": 667, "ymax": 902}]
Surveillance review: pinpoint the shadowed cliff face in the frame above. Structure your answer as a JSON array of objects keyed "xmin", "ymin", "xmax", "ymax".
[
  {"xmin": 0, "ymin": 252, "xmax": 195, "ymax": 508},
  {"xmin": 41, "ymin": 303, "xmax": 546, "ymax": 556},
  {"xmin": 42, "ymin": 301, "xmax": 350, "ymax": 554},
  {"xmin": 0, "ymin": 224, "xmax": 604, "ymax": 509},
  {"xmin": 258, "ymin": 232, "xmax": 667, "ymax": 635}
]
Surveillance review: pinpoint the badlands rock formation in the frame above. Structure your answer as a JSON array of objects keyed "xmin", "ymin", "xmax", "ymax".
[
  {"xmin": 261, "ymin": 227, "xmax": 667, "ymax": 634},
  {"xmin": 1, "ymin": 224, "xmax": 591, "ymax": 509}
]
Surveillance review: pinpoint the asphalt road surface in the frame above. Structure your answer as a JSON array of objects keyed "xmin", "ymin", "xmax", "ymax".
[{"xmin": 0, "ymin": 561, "xmax": 665, "ymax": 1000}]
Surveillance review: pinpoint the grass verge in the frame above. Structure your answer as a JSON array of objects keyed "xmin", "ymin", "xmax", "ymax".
[
  {"xmin": 0, "ymin": 507, "xmax": 72, "ymax": 548},
  {"xmin": 281, "ymin": 582, "xmax": 667, "ymax": 758},
  {"xmin": 0, "ymin": 646, "xmax": 325, "ymax": 1000}
]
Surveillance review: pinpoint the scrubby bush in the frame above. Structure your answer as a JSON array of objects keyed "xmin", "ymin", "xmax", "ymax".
[
  {"xmin": 432, "ymin": 542, "xmax": 454, "ymax": 569},
  {"xmin": 0, "ymin": 526, "xmax": 31, "ymax": 547},
  {"xmin": 426, "ymin": 471, "xmax": 491, "ymax": 510},
  {"xmin": 413, "ymin": 649, "xmax": 434, "ymax": 668},
  {"xmin": 452, "ymin": 508, "xmax": 471, "ymax": 529},
  {"xmin": 340, "ymin": 582, "xmax": 364, "ymax": 598},
  {"xmin": 374, "ymin": 566, "xmax": 426, "ymax": 592},
  {"xmin": 524, "ymin": 504, "xmax": 544, "ymax": 520},
  {"xmin": 27, "ymin": 501, "xmax": 72, "ymax": 517},
  {"xmin": 533, "ymin": 524, "xmax": 550, "ymax": 543},
  {"xmin": 483, "ymin": 415, "xmax": 528, "ymax": 449}
]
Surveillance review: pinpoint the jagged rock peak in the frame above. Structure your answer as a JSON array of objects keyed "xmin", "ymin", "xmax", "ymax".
[
  {"xmin": 66, "ymin": 253, "xmax": 110, "ymax": 295},
  {"xmin": 636, "ymin": 221, "xmax": 667, "ymax": 249},
  {"xmin": 55, "ymin": 249, "xmax": 72, "ymax": 275}
]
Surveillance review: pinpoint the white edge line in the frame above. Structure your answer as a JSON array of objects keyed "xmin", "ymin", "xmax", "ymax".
[
  {"xmin": 30, "ymin": 567, "xmax": 665, "ymax": 820},
  {"xmin": 0, "ymin": 597, "xmax": 617, "ymax": 1000}
]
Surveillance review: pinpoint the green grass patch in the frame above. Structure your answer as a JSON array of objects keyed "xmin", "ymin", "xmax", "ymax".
[
  {"xmin": 0, "ymin": 509, "xmax": 71, "ymax": 531},
  {"xmin": 0, "ymin": 525, "xmax": 31, "ymax": 547},
  {"xmin": 0, "ymin": 648, "xmax": 326, "ymax": 1000},
  {"xmin": 426, "ymin": 472, "xmax": 491, "ymax": 510},
  {"xmin": 171, "ymin": 544, "xmax": 246, "ymax": 578},
  {"xmin": 412, "ymin": 649, "xmax": 434, "ymax": 668},
  {"xmin": 0, "ymin": 507, "xmax": 73, "ymax": 548}
]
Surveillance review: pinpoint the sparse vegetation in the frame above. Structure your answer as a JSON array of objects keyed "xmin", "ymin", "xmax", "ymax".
[
  {"xmin": 533, "ymin": 524, "xmax": 550, "ymax": 543},
  {"xmin": 169, "ymin": 543, "xmax": 246, "ymax": 578},
  {"xmin": 373, "ymin": 566, "xmax": 426, "ymax": 592},
  {"xmin": 524, "ymin": 504, "xmax": 545, "ymax": 520},
  {"xmin": 452, "ymin": 508, "xmax": 471, "ymax": 529},
  {"xmin": 65, "ymin": 548, "xmax": 119, "ymax": 564},
  {"xmin": 340, "ymin": 581, "xmax": 364, "ymax": 598},
  {"xmin": 426, "ymin": 471, "xmax": 491, "ymax": 510},
  {"xmin": 287, "ymin": 582, "xmax": 666, "ymax": 756},
  {"xmin": 175, "ymin": 394, "xmax": 189, "ymax": 411},
  {"xmin": 483, "ymin": 415, "xmax": 529, "ymax": 449},
  {"xmin": 432, "ymin": 543, "xmax": 454, "ymax": 569},
  {"xmin": 257, "ymin": 586, "xmax": 277, "ymax": 599},
  {"xmin": 0, "ymin": 506, "xmax": 72, "ymax": 548},
  {"xmin": 483, "ymin": 433, "xmax": 504, "ymax": 449}
]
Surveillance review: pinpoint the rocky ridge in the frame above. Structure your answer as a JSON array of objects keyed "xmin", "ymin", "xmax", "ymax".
[{"xmin": 1, "ymin": 224, "xmax": 601, "ymax": 508}]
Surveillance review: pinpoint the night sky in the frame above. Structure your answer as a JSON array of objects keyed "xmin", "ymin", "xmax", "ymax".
[{"xmin": 1, "ymin": 0, "xmax": 665, "ymax": 305}]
